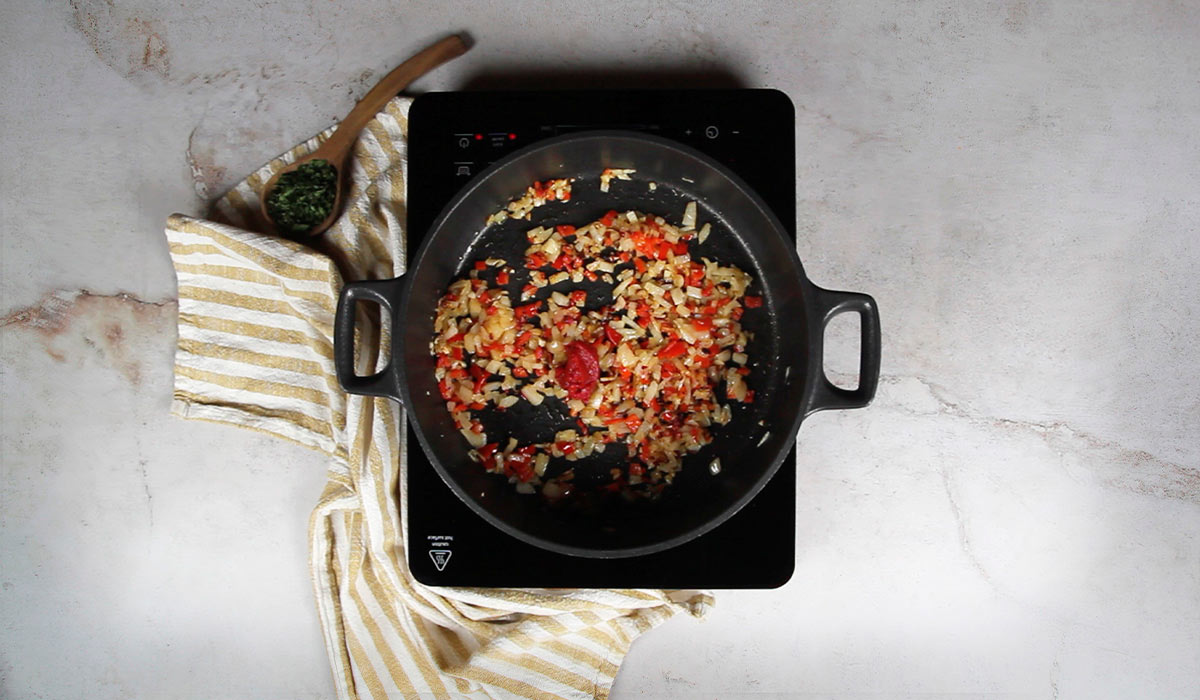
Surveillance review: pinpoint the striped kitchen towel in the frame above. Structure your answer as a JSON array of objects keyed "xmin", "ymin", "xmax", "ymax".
[{"xmin": 164, "ymin": 96, "xmax": 711, "ymax": 700}]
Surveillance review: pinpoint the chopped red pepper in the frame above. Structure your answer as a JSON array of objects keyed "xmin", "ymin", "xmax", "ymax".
[
  {"xmin": 629, "ymin": 463, "xmax": 645, "ymax": 477},
  {"xmin": 600, "ymin": 210, "xmax": 618, "ymax": 227},
  {"xmin": 659, "ymin": 339, "xmax": 688, "ymax": 359},
  {"xmin": 743, "ymin": 295, "xmax": 763, "ymax": 308},
  {"xmin": 556, "ymin": 225, "xmax": 576, "ymax": 236},
  {"xmin": 478, "ymin": 442, "xmax": 499, "ymax": 460},
  {"xmin": 506, "ymin": 452, "xmax": 534, "ymax": 481},
  {"xmin": 513, "ymin": 301, "xmax": 542, "ymax": 322},
  {"xmin": 605, "ymin": 324, "xmax": 622, "ymax": 345},
  {"xmin": 556, "ymin": 441, "xmax": 576, "ymax": 455},
  {"xmin": 496, "ymin": 270, "xmax": 510, "ymax": 285},
  {"xmin": 469, "ymin": 364, "xmax": 489, "ymax": 393},
  {"xmin": 474, "ymin": 260, "xmax": 487, "ymax": 271},
  {"xmin": 511, "ymin": 366, "xmax": 529, "ymax": 378},
  {"xmin": 569, "ymin": 290, "xmax": 587, "ymax": 307}
]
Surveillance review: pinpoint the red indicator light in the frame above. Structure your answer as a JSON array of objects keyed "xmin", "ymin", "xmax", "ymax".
[
  {"xmin": 474, "ymin": 133, "xmax": 483, "ymax": 140},
  {"xmin": 508, "ymin": 133, "xmax": 517, "ymax": 140}
]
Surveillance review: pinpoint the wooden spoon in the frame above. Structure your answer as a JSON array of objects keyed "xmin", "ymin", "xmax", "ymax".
[{"xmin": 260, "ymin": 34, "xmax": 469, "ymax": 237}]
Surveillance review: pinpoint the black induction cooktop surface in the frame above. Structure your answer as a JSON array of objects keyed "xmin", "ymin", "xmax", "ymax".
[{"xmin": 405, "ymin": 90, "xmax": 795, "ymax": 587}]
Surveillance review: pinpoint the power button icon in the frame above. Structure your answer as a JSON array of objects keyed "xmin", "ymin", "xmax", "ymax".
[{"xmin": 704, "ymin": 125, "xmax": 719, "ymax": 139}]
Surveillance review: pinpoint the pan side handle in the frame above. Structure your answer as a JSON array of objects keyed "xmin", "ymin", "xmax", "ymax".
[
  {"xmin": 805, "ymin": 286, "xmax": 881, "ymax": 415},
  {"xmin": 334, "ymin": 278, "xmax": 404, "ymax": 402}
]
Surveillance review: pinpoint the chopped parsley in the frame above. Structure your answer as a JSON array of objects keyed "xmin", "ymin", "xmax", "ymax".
[{"xmin": 265, "ymin": 159, "xmax": 337, "ymax": 235}]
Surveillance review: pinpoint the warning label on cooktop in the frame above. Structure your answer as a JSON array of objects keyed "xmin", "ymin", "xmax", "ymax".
[
  {"xmin": 426, "ymin": 535, "xmax": 454, "ymax": 571},
  {"xmin": 429, "ymin": 550, "xmax": 452, "ymax": 571}
]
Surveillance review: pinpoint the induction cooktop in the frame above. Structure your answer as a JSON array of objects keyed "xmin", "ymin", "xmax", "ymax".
[{"xmin": 405, "ymin": 89, "xmax": 796, "ymax": 587}]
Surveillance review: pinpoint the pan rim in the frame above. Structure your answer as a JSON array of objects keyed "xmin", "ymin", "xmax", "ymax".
[{"xmin": 397, "ymin": 130, "xmax": 816, "ymax": 558}]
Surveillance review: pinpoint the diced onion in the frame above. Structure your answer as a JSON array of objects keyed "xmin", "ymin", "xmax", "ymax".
[
  {"xmin": 681, "ymin": 202, "xmax": 697, "ymax": 230},
  {"xmin": 541, "ymin": 236, "xmax": 561, "ymax": 259},
  {"xmin": 461, "ymin": 428, "xmax": 486, "ymax": 448},
  {"xmin": 521, "ymin": 385, "xmax": 544, "ymax": 405}
]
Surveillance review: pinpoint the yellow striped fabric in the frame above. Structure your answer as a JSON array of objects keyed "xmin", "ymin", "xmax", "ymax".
[{"xmin": 165, "ymin": 96, "xmax": 712, "ymax": 700}]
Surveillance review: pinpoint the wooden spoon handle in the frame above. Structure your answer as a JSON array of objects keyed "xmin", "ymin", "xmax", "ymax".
[{"xmin": 318, "ymin": 35, "xmax": 468, "ymax": 158}]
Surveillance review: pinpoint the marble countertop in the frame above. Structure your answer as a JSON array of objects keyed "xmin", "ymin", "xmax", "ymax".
[{"xmin": 2, "ymin": 2, "xmax": 1197, "ymax": 697}]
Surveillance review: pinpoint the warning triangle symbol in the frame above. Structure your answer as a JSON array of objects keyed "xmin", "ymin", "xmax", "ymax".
[{"xmin": 429, "ymin": 550, "xmax": 452, "ymax": 571}]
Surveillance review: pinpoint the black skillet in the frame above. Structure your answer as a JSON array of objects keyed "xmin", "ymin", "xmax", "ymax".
[{"xmin": 334, "ymin": 131, "xmax": 880, "ymax": 558}]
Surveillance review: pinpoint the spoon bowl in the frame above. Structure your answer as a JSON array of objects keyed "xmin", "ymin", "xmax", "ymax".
[{"xmin": 261, "ymin": 35, "xmax": 469, "ymax": 237}]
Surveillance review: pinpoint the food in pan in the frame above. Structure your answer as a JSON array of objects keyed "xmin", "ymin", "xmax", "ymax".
[
  {"xmin": 485, "ymin": 178, "xmax": 573, "ymax": 225},
  {"xmin": 431, "ymin": 188, "xmax": 761, "ymax": 499}
]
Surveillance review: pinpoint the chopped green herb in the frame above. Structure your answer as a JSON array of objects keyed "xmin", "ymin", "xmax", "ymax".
[{"xmin": 266, "ymin": 159, "xmax": 337, "ymax": 235}]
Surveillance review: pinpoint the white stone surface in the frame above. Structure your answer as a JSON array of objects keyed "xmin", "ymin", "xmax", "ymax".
[{"xmin": 2, "ymin": 1, "xmax": 1197, "ymax": 698}]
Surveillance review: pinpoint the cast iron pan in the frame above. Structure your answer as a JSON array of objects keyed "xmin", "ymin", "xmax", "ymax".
[{"xmin": 335, "ymin": 132, "xmax": 880, "ymax": 558}]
